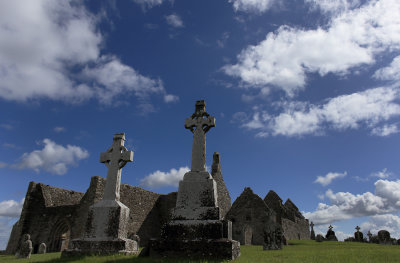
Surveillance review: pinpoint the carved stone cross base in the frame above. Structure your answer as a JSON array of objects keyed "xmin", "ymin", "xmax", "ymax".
[
  {"xmin": 62, "ymin": 200, "xmax": 138, "ymax": 256},
  {"xmin": 149, "ymin": 171, "xmax": 240, "ymax": 260},
  {"xmin": 172, "ymin": 171, "xmax": 220, "ymax": 220}
]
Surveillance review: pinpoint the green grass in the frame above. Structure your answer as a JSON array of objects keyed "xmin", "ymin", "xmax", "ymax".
[{"xmin": 1, "ymin": 240, "xmax": 399, "ymax": 263}]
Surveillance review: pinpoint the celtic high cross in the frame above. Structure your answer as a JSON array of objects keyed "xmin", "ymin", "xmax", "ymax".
[
  {"xmin": 185, "ymin": 100, "xmax": 215, "ymax": 172},
  {"xmin": 355, "ymin": 226, "xmax": 360, "ymax": 232},
  {"xmin": 100, "ymin": 133, "xmax": 133, "ymax": 201}
]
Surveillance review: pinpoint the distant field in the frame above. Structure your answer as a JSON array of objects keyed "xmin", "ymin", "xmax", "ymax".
[{"xmin": 1, "ymin": 240, "xmax": 400, "ymax": 263}]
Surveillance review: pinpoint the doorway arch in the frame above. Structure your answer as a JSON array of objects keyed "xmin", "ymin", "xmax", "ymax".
[{"xmin": 49, "ymin": 218, "xmax": 70, "ymax": 252}]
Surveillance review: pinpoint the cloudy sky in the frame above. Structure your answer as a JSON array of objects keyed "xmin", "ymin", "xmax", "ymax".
[{"xmin": 1, "ymin": 0, "xmax": 400, "ymax": 248}]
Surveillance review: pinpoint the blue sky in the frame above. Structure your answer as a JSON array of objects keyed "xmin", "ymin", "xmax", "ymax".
[{"xmin": 1, "ymin": 0, "xmax": 400, "ymax": 249}]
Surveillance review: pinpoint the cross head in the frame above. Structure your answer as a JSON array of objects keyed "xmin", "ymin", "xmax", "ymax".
[{"xmin": 100, "ymin": 133, "xmax": 133, "ymax": 201}]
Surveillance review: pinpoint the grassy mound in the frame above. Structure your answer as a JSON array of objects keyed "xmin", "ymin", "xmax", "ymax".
[{"xmin": 1, "ymin": 240, "xmax": 399, "ymax": 263}]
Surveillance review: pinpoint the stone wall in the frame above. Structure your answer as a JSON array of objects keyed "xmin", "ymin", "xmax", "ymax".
[
  {"xmin": 226, "ymin": 187, "xmax": 277, "ymax": 245},
  {"xmin": 7, "ymin": 171, "xmax": 309, "ymax": 253},
  {"xmin": 264, "ymin": 191, "xmax": 310, "ymax": 241},
  {"xmin": 6, "ymin": 176, "xmax": 178, "ymax": 253},
  {"xmin": 6, "ymin": 182, "xmax": 83, "ymax": 254}
]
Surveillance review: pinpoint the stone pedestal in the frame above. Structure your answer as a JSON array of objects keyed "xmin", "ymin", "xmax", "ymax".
[
  {"xmin": 62, "ymin": 200, "xmax": 138, "ymax": 256},
  {"xmin": 62, "ymin": 133, "xmax": 138, "ymax": 257},
  {"xmin": 148, "ymin": 171, "xmax": 240, "ymax": 260}
]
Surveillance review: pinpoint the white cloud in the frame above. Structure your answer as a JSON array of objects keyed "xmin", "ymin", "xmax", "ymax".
[
  {"xmin": 0, "ymin": 0, "xmax": 171, "ymax": 108},
  {"xmin": 241, "ymin": 86, "xmax": 400, "ymax": 137},
  {"xmin": 304, "ymin": 179, "xmax": 400, "ymax": 224},
  {"xmin": 371, "ymin": 124, "xmax": 399, "ymax": 136},
  {"xmin": 15, "ymin": 139, "xmax": 89, "ymax": 175},
  {"xmin": 228, "ymin": 0, "xmax": 277, "ymax": 13},
  {"xmin": 0, "ymin": 162, "xmax": 7, "ymax": 168},
  {"xmin": 315, "ymin": 172, "xmax": 347, "ymax": 186},
  {"xmin": 224, "ymin": 0, "xmax": 400, "ymax": 96},
  {"xmin": 132, "ymin": 0, "xmax": 164, "ymax": 9},
  {"xmin": 374, "ymin": 56, "xmax": 400, "ymax": 82},
  {"xmin": 0, "ymin": 199, "xmax": 23, "ymax": 218},
  {"xmin": 361, "ymin": 214, "xmax": 400, "ymax": 238},
  {"xmin": 306, "ymin": 0, "xmax": 362, "ymax": 14},
  {"xmin": 82, "ymin": 55, "xmax": 166, "ymax": 105},
  {"xmin": 140, "ymin": 166, "xmax": 189, "ymax": 188},
  {"xmin": 371, "ymin": 168, "xmax": 391, "ymax": 179},
  {"xmin": 164, "ymin": 94, "xmax": 179, "ymax": 103},
  {"xmin": 165, "ymin": 14, "xmax": 184, "ymax": 28},
  {"xmin": 54, "ymin": 126, "xmax": 66, "ymax": 133}
]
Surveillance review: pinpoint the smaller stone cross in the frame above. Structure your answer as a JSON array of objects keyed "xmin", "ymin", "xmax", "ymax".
[
  {"xmin": 100, "ymin": 133, "xmax": 133, "ymax": 201},
  {"xmin": 355, "ymin": 226, "xmax": 361, "ymax": 232},
  {"xmin": 185, "ymin": 100, "xmax": 215, "ymax": 172},
  {"xmin": 310, "ymin": 222, "xmax": 314, "ymax": 229},
  {"xmin": 328, "ymin": 225, "xmax": 333, "ymax": 230}
]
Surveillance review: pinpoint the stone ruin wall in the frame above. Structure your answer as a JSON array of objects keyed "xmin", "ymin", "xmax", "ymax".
[
  {"xmin": 226, "ymin": 187, "xmax": 278, "ymax": 246},
  {"xmin": 7, "ymin": 173, "xmax": 309, "ymax": 253},
  {"xmin": 282, "ymin": 217, "xmax": 310, "ymax": 240},
  {"xmin": 6, "ymin": 177, "xmax": 177, "ymax": 254},
  {"xmin": 6, "ymin": 182, "xmax": 84, "ymax": 254}
]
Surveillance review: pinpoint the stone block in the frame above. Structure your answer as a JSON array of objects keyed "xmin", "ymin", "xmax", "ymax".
[
  {"xmin": 175, "ymin": 171, "xmax": 218, "ymax": 209},
  {"xmin": 84, "ymin": 200, "xmax": 130, "ymax": 240},
  {"xmin": 161, "ymin": 220, "xmax": 232, "ymax": 240},
  {"xmin": 148, "ymin": 238, "xmax": 240, "ymax": 260},
  {"xmin": 62, "ymin": 238, "xmax": 138, "ymax": 256}
]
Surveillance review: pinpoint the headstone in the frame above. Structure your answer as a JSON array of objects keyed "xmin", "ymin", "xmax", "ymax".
[
  {"xmin": 315, "ymin": 234, "xmax": 324, "ymax": 242},
  {"xmin": 378, "ymin": 230, "xmax": 391, "ymax": 245},
  {"xmin": 38, "ymin": 243, "xmax": 46, "ymax": 254},
  {"xmin": 62, "ymin": 133, "xmax": 138, "ymax": 257},
  {"xmin": 325, "ymin": 225, "xmax": 338, "ymax": 241},
  {"xmin": 148, "ymin": 100, "xmax": 240, "ymax": 260},
  {"xmin": 310, "ymin": 222, "xmax": 315, "ymax": 240},
  {"xmin": 263, "ymin": 226, "xmax": 283, "ymax": 250},
  {"xmin": 354, "ymin": 226, "xmax": 363, "ymax": 242},
  {"xmin": 367, "ymin": 230, "xmax": 372, "ymax": 242},
  {"xmin": 17, "ymin": 234, "xmax": 32, "ymax": 259}
]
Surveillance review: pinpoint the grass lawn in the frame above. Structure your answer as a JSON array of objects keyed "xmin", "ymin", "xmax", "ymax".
[{"xmin": 1, "ymin": 240, "xmax": 399, "ymax": 263}]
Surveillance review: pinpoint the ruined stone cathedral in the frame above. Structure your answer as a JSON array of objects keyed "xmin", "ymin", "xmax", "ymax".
[{"xmin": 6, "ymin": 151, "xmax": 310, "ymax": 254}]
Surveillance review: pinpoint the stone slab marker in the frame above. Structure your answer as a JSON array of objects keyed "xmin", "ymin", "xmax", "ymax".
[
  {"xmin": 148, "ymin": 100, "xmax": 240, "ymax": 260},
  {"xmin": 310, "ymin": 222, "xmax": 315, "ymax": 240},
  {"xmin": 62, "ymin": 133, "xmax": 138, "ymax": 256}
]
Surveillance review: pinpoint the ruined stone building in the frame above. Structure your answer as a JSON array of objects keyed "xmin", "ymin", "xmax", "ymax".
[{"xmin": 6, "ymin": 153, "xmax": 309, "ymax": 254}]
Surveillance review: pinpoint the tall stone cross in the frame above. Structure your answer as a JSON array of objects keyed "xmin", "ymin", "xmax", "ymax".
[
  {"xmin": 328, "ymin": 225, "xmax": 333, "ymax": 230},
  {"xmin": 185, "ymin": 100, "xmax": 215, "ymax": 172},
  {"xmin": 100, "ymin": 133, "xmax": 133, "ymax": 201},
  {"xmin": 310, "ymin": 222, "xmax": 314, "ymax": 230},
  {"xmin": 355, "ymin": 226, "xmax": 360, "ymax": 232}
]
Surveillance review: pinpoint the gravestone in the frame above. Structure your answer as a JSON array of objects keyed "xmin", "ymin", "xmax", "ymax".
[
  {"xmin": 378, "ymin": 230, "xmax": 391, "ymax": 245},
  {"xmin": 38, "ymin": 243, "xmax": 46, "ymax": 254},
  {"xmin": 325, "ymin": 225, "xmax": 338, "ymax": 241},
  {"xmin": 354, "ymin": 226, "xmax": 363, "ymax": 242},
  {"xmin": 62, "ymin": 133, "xmax": 138, "ymax": 256},
  {"xmin": 315, "ymin": 234, "xmax": 324, "ymax": 242},
  {"xmin": 148, "ymin": 100, "xmax": 240, "ymax": 260},
  {"xmin": 18, "ymin": 234, "xmax": 32, "ymax": 259},
  {"xmin": 263, "ymin": 226, "xmax": 283, "ymax": 250},
  {"xmin": 310, "ymin": 222, "xmax": 315, "ymax": 240}
]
